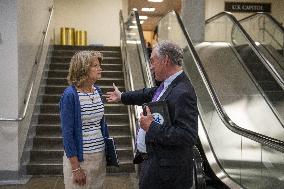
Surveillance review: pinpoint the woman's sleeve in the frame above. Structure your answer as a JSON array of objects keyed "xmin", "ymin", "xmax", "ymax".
[{"xmin": 59, "ymin": 92, "xmax": 78, "ymax": 158}]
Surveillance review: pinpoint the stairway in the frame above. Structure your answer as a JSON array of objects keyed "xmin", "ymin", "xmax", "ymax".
[{"xmin": 26, "ymin": 45, "xmax": 135, "ymax": 175}]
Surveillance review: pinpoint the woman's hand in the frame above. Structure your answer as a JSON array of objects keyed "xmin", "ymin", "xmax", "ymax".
[
  {"xmin": 104, "ymin": 83, "xmax": 122, "ymax": 103},
  {"xmin": 69, "ymin": 156, "xmax": 86, "ymax": 186},
  {"xmin": 73, "ymin": 168, "xmax": 86, "ymax": 186}
]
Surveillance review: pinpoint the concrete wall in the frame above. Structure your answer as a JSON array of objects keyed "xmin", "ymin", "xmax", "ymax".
[
  {"xmin": 0, "ymin": 0, "xmax": 18, "ymax": 118},
  {"xmin": 204, "ymin": 0, "xmax": 284, "ymax": 42},
  {"xmin": 205, "ymin": 0, "xmax": 284, "ymax": 22},
  {"xmin": 17, "ymin": 0, "xmax": 54, "ymax": 163},
  {"xmin": 0, "ymin": 0, "xmax": 53, "ymax": 173},
  {"xmin": 0, "ymin": 0, "xmax": 19, "ymax": 172},
  {"xmin": 54, "ymin": 0, "xmax": 123, "ymax": 46},
  {"xmin": 17, "ymin": 0, "xmax": 53, "ymax": 116}
]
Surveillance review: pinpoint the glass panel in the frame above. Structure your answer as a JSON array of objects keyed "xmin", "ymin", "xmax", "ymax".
[
  {"xmin": 240, "ymin": 15, "xmax": 283, "ymax": 52},
  {"xmin": 240, "ymin": 137, "xmax": 262, "ymax": 188},
  {"xmin": 203, "ymin": 15, "xmax": 284, "ymax": 141},
  {"xmin": 238, "ymin": 14, "xmax": 284, "ymax": 80},
  {"xmin": 261, "ymin": 145, "xmax": 284, "ymax": 188},
  {"xmin": 123, "ymin": 12, "xmax": 152, "ymax": 89}
]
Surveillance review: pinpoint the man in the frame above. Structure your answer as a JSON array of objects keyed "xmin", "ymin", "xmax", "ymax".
[{"xmin": 105, "ymin": 40, "xmax": 198, "ymax": 189}]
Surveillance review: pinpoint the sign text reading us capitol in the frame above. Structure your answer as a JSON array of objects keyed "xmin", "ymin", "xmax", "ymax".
[{"xmin": 225, "ymin": 2, "xmax": 271, "ymax": 13}]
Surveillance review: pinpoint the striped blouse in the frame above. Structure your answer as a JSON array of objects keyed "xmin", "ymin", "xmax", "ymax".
[{"xmin": 78, "ymin": 87, "xmax": 105, "ymax": 153}]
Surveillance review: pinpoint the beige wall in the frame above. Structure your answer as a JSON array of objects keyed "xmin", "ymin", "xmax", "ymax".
[
  {"xmin": 205, "ymin": 0, "xmax": 284, "ymax": 24},
  {"xmin": 54, "ymin": 0, "xmax": 123, "ymax": 46},
  {"xmin": 143, "ymin": 31, "xmax": 154, "ymax": 45}
]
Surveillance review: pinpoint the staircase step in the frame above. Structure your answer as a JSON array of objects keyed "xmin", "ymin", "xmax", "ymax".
[
  {"xmin": 45, "ymin": 77, "xmax": 124, "ymax": 86},
  {"xmin": 35, "ymin": 124, "xmax": 131, "ymax": 136},
  {"xmin": 33, "ymin": 136, "xmax": 132, "ymax": 149},
  {"xmin": 52, "ymin": 50, "xmax": 121, "ymax": 58},
  {"xmin": 38, "ymin": 113, "xmax": 129, "ymax": 125},
  {"xmin": 43, "ymin": 85, "xmax": 125, "ymax": 95},
  {"xmin": 26, "ymin": 159, "xmax": 134, "ymax": 175},
  {"xmin": 30, "ymin": 147, "xmax": 133, "ymax": 162},
  {"xmin": 53, "ymin": 45, "xmax": 120, "ymax": 51},
  {"xmin": 26, "ymin": 162, "xmax": 63, "ymax": 175},
  {"xmin": 49, "ymin": 63, "xmax": 122, "ymax": 71},
  {"xmin": 52, "ymin": 56, "xmax": 121, "ymax": 63},
  {"xmin": 47, "ymin": 70, "xmax": 123, "ymax": 78},
  {"xmin": 40, "ymin": 103, "xmax": 128, "ymax": 114},
  {"xmin": 41, "ymin": 94, "xmax": 61, "ymax": 103}
]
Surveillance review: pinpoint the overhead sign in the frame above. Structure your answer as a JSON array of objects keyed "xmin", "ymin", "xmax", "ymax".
[{"xmin": 225, "ymin": 2, "xmax": 271, "ymax": 13}]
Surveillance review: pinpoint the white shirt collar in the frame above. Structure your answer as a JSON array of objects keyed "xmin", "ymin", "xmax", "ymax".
[{"xmin": 163, "ymin": 70, "xmax": 183, "ymax": 89}]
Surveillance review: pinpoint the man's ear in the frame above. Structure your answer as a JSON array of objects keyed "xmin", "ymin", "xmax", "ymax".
[{"xmin": 164, "ymin": 55, "xmax": 170, "ymax": 65}]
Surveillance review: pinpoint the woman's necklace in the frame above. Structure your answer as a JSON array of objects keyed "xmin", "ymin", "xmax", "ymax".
[
  {"xmin": 80, "ymin": 87, "xmax": 96, "ymax": 103},
  {"xmin": 84, "ymin": 91, "xmax": 95, "ymax": 103}
]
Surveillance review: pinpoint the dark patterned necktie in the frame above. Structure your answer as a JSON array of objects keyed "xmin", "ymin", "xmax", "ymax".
[{"xmin": 152, "ymin": 82, "xmax": 164, "ymax": 102}]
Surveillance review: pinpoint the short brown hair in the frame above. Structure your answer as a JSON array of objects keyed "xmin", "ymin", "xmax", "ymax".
[{"xmin": 67, "ymin": 51, "xmax": 103, "ymax": 87}]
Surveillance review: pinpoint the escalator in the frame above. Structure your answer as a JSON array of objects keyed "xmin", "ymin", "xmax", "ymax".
[
  {"xmin": 153, "ymin": 11, "xmax": 284, "ymax": 188},
  {"xmin": 231, "ymin": 12, "xmax": 284, "ymax": 120}
]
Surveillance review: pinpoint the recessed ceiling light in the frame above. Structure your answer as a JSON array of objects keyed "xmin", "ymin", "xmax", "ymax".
[
  {"xmin": 127, "ymin": 33, "xmax": 136, "ymax": 36},
  {"xmin": 148, "ymin": 0, "xmax": 163, "ymax": 2},
  {"xmin": 126, "ymin": 40, "xmax": 141, "ymax": 44},
  {"xmin": 132, "ymin": 8, "xmax": 138, "ymax": 11},
  {"xmin": 132, "ymin": 20, "xmax": 145, "ymax": 24},
  {"xmin": 141, "ymin": 7, "xmax": 155, "ymax": 12},
  {"xmin": 139, "ymin": 16, "xmax": 148, "ymax": 20}
]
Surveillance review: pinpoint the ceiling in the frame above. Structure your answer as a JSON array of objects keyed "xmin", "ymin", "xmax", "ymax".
[{"xmin": 128, "ymin": 0, "xmax": 181, "ymax": 31}]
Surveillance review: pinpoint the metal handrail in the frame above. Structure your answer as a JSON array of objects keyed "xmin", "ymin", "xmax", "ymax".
[
  {"xmin": 119, "ymin": 10, "xmax": 155, "ymax": 148},
  {"xmin": 0, "ymin": 6, "xmax": 54, "ymax": 121},
  {"xmin": 207, "ymin": 12, "xmax": 284, "ymax": 91},
  {"xmin": 161, "ymin": 11, "xmax": 284, "ymax": 152},
  {"xmin": 239, "ymin": 12, "xmax": 284, "ymax": 33},
  {"xmin": 239, "ymin": 12, "xmax": 284, "ymax": 54},
  {"xmin": 119, "ymin": 10, "xmax": 137, "ymax": 148}
]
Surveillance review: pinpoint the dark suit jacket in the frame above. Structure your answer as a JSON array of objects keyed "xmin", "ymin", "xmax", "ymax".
[{"xmin": 121, "ymin": 72, "xmax": 198, "ymax": 189}]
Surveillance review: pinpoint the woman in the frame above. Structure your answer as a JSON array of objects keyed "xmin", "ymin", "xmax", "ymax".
[{"xmin": 60, "ymin": 51, "xmax": 109, "ymax": 189}]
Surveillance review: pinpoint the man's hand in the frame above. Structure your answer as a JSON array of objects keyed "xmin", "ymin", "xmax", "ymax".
[
  {"xmin": 104, "ymin": 83, "xmax": 122, "ymax": 103},
  {"xmin": 139, "ymin": 106, "xmax": 153, "ymax": 132}
]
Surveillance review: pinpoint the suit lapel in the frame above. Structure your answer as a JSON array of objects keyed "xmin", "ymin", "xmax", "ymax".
[{"xmin": 159, "ymin": 72, "xmax": 186, "ymax": 101}]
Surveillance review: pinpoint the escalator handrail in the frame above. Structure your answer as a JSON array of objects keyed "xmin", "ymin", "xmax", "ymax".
[
  {"xmin": 124, "ymin": 11, "xmax": 154, "ymax": 88},
  {"xmin": 239, "ymin": 12, "xmax": 284, "ymax": 33},
  {"xmin": 206, "ymin": 11, "xmax": 284, "ymax": 91},
  {"xmin": 161, "ymin": 11, "xmax": 284, "ymax": 153}
]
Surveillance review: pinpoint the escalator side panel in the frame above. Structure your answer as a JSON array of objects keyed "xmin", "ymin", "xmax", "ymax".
[{"xmin": 195, "ymin": 42, "xmax": 284, "ymax": 141}]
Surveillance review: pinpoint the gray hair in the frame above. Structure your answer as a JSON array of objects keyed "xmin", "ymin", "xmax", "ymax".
[{"xmin": 154, "ymin": 40, "xmax": 183, "ymax": 66}]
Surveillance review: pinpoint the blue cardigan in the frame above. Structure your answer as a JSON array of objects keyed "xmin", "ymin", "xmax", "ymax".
[{"xmin": 59, "ymin": 85, "xmax": 109, "ymax": 162}]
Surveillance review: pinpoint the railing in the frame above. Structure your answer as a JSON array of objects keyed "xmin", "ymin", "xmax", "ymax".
[
  {"xmin": 208, "ymin": 12, "xmax": 284, "ymax": 91},
  {"xmin": 0, "ymin": 6, "xmax": 54, "ymax": 121},
  {"xmin": 119, "ymin": 10, "xmax": 154, "ymax": 149},
  {"xmin": 239, "ymin": 12, "xmax": 284, "ymax": 55},
  {"xmin": 162, "ymin": 11, "xmax": 284, "ymax": 152}
]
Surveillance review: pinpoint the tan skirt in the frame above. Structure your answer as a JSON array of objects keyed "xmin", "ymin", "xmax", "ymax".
[{"xmin": 63, "ymin": 151, "xmax": 106, "ymax": 189}]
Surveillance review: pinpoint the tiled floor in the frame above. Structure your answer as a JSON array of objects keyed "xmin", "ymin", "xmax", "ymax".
[{"xmin": 0, "ymin": 174, "xmax": 138, "ymax": 189}]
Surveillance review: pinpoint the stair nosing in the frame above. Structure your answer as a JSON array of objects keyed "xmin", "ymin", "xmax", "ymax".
[
  {"xmin": 47, "ymin": 70, "xmax": 123, "ymax": 72},
  {"xmin": 37, "ymin": 113, "xmax": 128, "ymax": 116}
]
